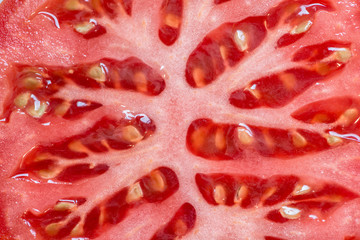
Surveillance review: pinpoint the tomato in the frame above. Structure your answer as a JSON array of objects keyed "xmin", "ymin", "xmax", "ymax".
[{"xmin": 1, "ymin": 0, "xmax": 360, "ymax": 239}]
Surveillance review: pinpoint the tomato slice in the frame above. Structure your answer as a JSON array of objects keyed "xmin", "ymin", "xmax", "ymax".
[{"xmin": 1, "ymin": 0, "xmax": 360, "ymax": 239}]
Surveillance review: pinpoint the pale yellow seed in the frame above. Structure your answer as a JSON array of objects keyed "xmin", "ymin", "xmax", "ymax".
[
  {"xmin": 54, "ymin": 101, "xmax": 71, "ymax": 116},
  {"xmin": 54, "ymin": 202, "xmax": 76, "ymax": 211},
  {"xmin": 213, "ymin": 184, "xmax": 227, "ymax": 205},
  {"xmin": 260, "ymin": 187, "xmax": 277, "ymax": 204},
  {"xmin": 263, "ymin": 130, "xmax": 274, "ymax": 149},
  {"xmin": 326, "ymin": 134, "xmax": 343, "ymax": 146},
  {"xmin": 215, "ymin": 128, "xmax": 226, "ymax": 151},
  {"xmin": 68, "ymin": 140, "xmax": 89, "ymax": 153},
  {"xmin": 26, "ymin": 101, "xmax": 48, "ymax": 118},
  {"xmin": 191, "ymin": 127, "xmax": 207, "ymax": 150},
  {"xmin": 244, "ymin": 86, "xmax": 261, "ymax": 99},
  {"xmin": 65, "ymin": 0, "xmax": 84, "ymax": 10},
  {"xmin": 280, "ymin": 206, "xmax": 301, "ymax": 220},
  {"xmin": 292, "ymin": 131, "xmax": 307, "ymax": 148},
  {"xmin": 219, "ymin": 45, "xmax": 228, "ymax": 60},
  {"xmin": 74, "ymin": 22, "xmax": 95, "ymax": 34},
  {"xmin": 45, "ymin": 223, "xmax": 61, "ymax": 236},
  {"xmin": 126, "ymin": 182, "xmax": 144, "ymax": 203},
  {"xmin": 292, "ymin": 184, "xmax": 311, "ymax": 196},
  {"xmin": 14, "ymin": 92, "xmax": 31, "ymax": 109},
  {"xmin": 88, "ymin": 65, "xmax": 106, "ymax": 82},
  {"xmin": 70, "ymin": 222, "xmax": 84, "ymax": 237},
  {"xmin": 334, "ymin": 48, "xmax": 352, "ymax": 63},
  {"xmin": 164, "ymin": 13, "xmax": 181, "ymax": 28},
  {"xmin": 237, "ymin": 127, "xmax": 254, "ymax": 145},
  {"xmin": 174, "ymin": 219, "xmax": 188, "ymax": 236},
  {"xmin": 234, "ymin": 29, "xmax": 248, "ymax": 51},
  {"xmin": 133, "ymin": 72, "xmax": 148, "ymax": 93},
  {"xmin": 279, "ymin": 72, "xmax": 297, "ymax": 90},
  {"xmin": 121, "ymin": 125, "xmax": 144, "ymax": 143},
  {"xmin": 99, "ymin": 205, "xmax": 106, "ymax": 226},
  {"xmin": 150, "ymin": 170, "xmax": 166, "ymax": 192},
  {"xmin": 337, "ymin": 108, "xmax": 359, "ymax": 127},
  {"xmin": 192, "ymin": 67, "xmax": 206, "ymax": 87},
  {"xmin": 23, "ymin": 76, "xmax": 43, "ymax": 90},
  {"xmin": 315, "ymin": 62, "xmax": 331, "ymax": 76},
  {"xmin": 234, "ymin": 185, "xmax": 248, "ymax": 204},
  {"xmin": 291, "ymin": 20, "xmax": 313, "ymax": 35},
  {"xmin": 37, "ymin": 168, "xmax": 62, "ymax": 179}
]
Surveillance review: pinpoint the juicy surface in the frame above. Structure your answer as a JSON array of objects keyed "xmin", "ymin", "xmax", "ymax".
[{"xmin": 1, "ymin": 0, "xmax": 360, "ymax": 239}]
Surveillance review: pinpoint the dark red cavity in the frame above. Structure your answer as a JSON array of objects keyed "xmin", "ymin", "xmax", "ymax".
[
  {"xmin": 158, "ymin": 0, "xmax": 183, "ymax": 46},
  {"xmin": 229, "ymin": 68, "xmax": 333, "ymax": 109},
  {"xmin": 35, "ymin": 0, "xmax": 133, "ymax": 39},
  {"xmin": 292, "ymin": 41, "xmax": 351, "ymax": 62},
  {"xmin": 120, "ymin": 0, "xmax": 133, "ymax": 15},
  {"xmin": 264, "ymin": 236, "xmax": 287, "ymax": 240},
  {"xmin": 151, "ymin": 203, "xmax": 196, "ymax": 240},
  {"xmin": 265, "ymin": 209, "xmax": 289, "ymax": 223},
  {"xmin": 214, "ymin": 0, "xmax": 231, "ymax": 4},
  {"xmin": 195, "ymin": 174, "xmax": 299, "ymax": 208},
  {"xmin": 23, "ymin": 167, "xmax": 179, "ymax": 239},
  {"xmin": 292, "ymin": 97, "xmax": 358, "ymax": 124},
  {"xmin": 82, "ymin": 167, "xmax": 179, "ymax": 238},
  {"xmin": 266, "ymin": 0, "xmax": 333, "ymax": 48},
  {"xmin": 13, "ymin": 114, "xmax": 156, "ymax": 182},
  {"xmin": 196, "ymin": 173, "xmax": 358, "ymax": 224},
  {"xmin": 186, "ymin": 118, "xmax": 331, "ymax": 161},
  {"xmin": 22, "ymin": 197, "xmax": 86, "ymax": 237},
  {"xmin": 230, "ymin": 40, "xmax": 350, "ymax": 109},
  {"xmin": 185, "ymin": 17, "xmax": 266, "ymax": 87},
  {"xmin": 56, "ymin": 163, "xmax": 109, "ymax": 182},
  {"xmin": 1, "ymin": 57, "xmax": 164, "ymax": 123}
]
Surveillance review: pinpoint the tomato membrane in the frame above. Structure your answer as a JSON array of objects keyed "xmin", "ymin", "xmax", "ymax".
[{"xmin": 1, "ymin": 0, "xmax": 360, "ymax": 239}]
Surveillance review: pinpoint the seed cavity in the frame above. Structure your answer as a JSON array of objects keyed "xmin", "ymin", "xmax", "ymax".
[
  {"xmin": 126, "ymin": 182, "xmax": 144, "ymax": 203},
  {"xmin": 280, "ymin": 206, "xmax": 301, "ymax": 220}
]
